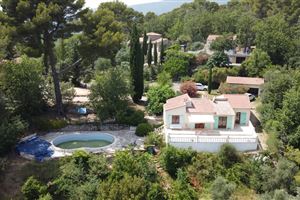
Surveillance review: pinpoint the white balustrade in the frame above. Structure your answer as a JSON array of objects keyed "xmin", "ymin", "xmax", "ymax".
[{"xmin": 168, "ymin": 134, "xmax": 257, "ymax": 144}]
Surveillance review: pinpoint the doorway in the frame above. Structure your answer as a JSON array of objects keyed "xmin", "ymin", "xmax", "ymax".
[
  {"xmin": 195, "ymin": 123, "xmax": 205, "ymax": 129},
  {"xmin": 218, "ymin": 117, "xmax": 227, "ymax": 128},
  {"xmin": 235, "ymin": 112, "xmax": 241, "ymax": 124}
]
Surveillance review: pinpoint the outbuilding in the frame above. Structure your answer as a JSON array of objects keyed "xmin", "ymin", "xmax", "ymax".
[{"xmin": 226, "ymin": 76, "xmax": 264, "ymax": 96}]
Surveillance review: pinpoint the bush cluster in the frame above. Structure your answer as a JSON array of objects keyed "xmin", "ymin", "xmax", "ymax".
[
  {"xmin": 144, "ymin": 132, "xmax": 164, "ymax": 148},
  {"xmin": 31, "ymin": 118, "xmax": 68, "ymax": 131},
  {"xmin": 116, "ymin": 108, "xmax": 146, "ymax": 126},
  {"xmin": 135, "ymin": 123, "xmax": 154, "ymax": 137}
]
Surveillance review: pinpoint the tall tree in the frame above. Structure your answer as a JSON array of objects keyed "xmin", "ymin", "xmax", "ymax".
[
  {"xmin": 90, "ymin": 68, "xmax": 131, "ymax": 122},
  {"xmin": 147, "ymin": 40, "xmax": 153, "ymax": 67},
  {"xmin": 254, "ymin": 14, "xmax": 292, "ymax": 65},
  {"xmin": 80, "ymin": 8, "xmax": 124, "ymax": 64},
  {"xmin": 236, "ymin": 13, "xmax": 256, "ymax": 49},
  {"xmin": 0, "ymin": 57, "xmax": 46, "ymax": 118},
  {"xmin": 160, "ymin": 38, "xmax": 165, "ymax": 65},
  {"xmin": 142, "ymin": 31, "xmax": 148, "ymax": 56},
  {"xmin": 0, "ymin": 0, "xmax": 85, "ymax": 115},
  {"xmin": 153, "ymin": 43, "xmax": 158, "ymax": 66},
  {"xmin": 208, "ymin": 64, "xmax": 213, "ymax": 94},
  {"xmin": 129, "ymin": 24, "xmax": 144, "ymax": 103}
]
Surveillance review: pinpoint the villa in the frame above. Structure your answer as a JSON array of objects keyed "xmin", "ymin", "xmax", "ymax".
[{"xmin": 163, "ymin": 94, "xmax": 258, "ymax": 152}]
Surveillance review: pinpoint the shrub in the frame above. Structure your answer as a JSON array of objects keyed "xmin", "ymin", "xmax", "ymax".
[
  {"xmin": 188, "ymin": 41, "xmax": 204, "ymax": 51},
  {"xmin": 180, "ymin": 81, "xmax": 198, "ymax": 97},
  {"xmin": 218, "ymin": 144, "xmax": 241, "ymax": 168},
  {"xmin": 284, "ymin": 146, "xmax": 300, "ymax": 166},
  {"xmin": 116, "ymin": 108, "xmax": 146, "ymax": 126},
  {"xmin": 180, "ymin": 76, "xmax": 194, "ymax": 83},
  {"xmin": 194, "ymin": 53, "xmax": 209, "ymax": 66},
  {"xmin": 135, "ymin": 123, "xmax": 154, "ymax": 137},
  {"xmin": 38, "ymin": 193, "xmax": 53, "ymax": 200},
  {"xmin": 169, "ymin": 169, "xmax": 198, "ymax": 200},
  {"xmin": 147, "ymin": 183, "xmax": 167, "ymax": 200},
  {"xmin": 144, "ymin": 132, "xmax": 164, "ymax": 147},
  {"xmin": 187, "ymin": 153, "xmax": 221, "ymax": 185},
  {"xmin": 218, "ymin": 82, "xmax": 249, "ymax": 94},
  {"xmin": 0, "ymin": 157, "xmax": 8, "ymax": 174},
  {"xmin": 210, "ymin": 176, "xmax": 236, "ymax": 200},
  {"xmin": 163, "ymin": 50, "xmax": 194, "ymax": 80},
  {"xmin": 31, "ymin": 117, "xmax": 68, "ymax": 131},
  {"xmin": 0, "ymin": 117, "xmax": 27, "ymax": 155},
  {"xmin": 160, "ymin": 146, "xmax": 196, "ymax": 177},
  {"xmin": 22, "ymin": 176, "xmax": 47, "ymax": 200},
  {"xmin": 147, "ymin": 85, "xmax": 175, "ymax": 115},
  {"xmin": 157, "ymin": 71, "xmax": 172, "ymax": 87}
]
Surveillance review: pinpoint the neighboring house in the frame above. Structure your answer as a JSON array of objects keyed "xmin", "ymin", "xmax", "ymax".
[
  {"xmin": 139, "ymin": 32, "xmax": 169, "ymax": 64},
  {"xmin": 139, "ymin": 32, "xmax": 169, "ymax": 52},
  {"xmin": 225, "ymin": 46, "xmax": 256, "ymax": 66},
  {"xmin": 163, "ymin": 94, "xmax": 258, "ymax": 152},
  {"xmin": 226, "ymin": 76, "xmax": 264, "ymax": 96},
  {"xmin": 205, "ymin": 34, "xmax": 252, "ymax": 65},
  {"xmin": 206, "ymin": 34, "xmax": 221, "ymax": 47}
]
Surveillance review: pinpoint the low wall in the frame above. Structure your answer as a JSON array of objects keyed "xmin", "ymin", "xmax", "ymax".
[
  {"xmin": 169, "ymin": 141, "xmax": 258, "ymax": 152},
  {"xmin": 168, "ymin": 134, "xmax": 258, "ymax": 152}
]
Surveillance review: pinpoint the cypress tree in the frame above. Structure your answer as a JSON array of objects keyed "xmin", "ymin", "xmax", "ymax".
[
  {"xmin": 208, "ymin": 64, "xmax": 213, "ymax": 94},
  {"xmin": 147, "ymin": 40, "xmax": 152, "ymax": 67},
  {"xmin": 154, "ymin": 43, "xmax": 158, "ymax": 66},
  {"xmin": 160, "ymin": 38, "xmax": 165, "ymax": 65},
  {"xmin": 143, "ymin": 31, "xmax": 148, "ymax": 56},
  {"xmin": 130, "ymin": 24, "xmax": 144, "ymax": 102}
]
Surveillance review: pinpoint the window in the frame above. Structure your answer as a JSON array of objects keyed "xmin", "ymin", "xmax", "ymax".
[{"xmin": 172, "ymin": 115, "xmax": 180, "ymax": 124}]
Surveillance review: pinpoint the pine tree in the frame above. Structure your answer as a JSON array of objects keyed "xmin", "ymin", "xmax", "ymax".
[
  {"xmin": 147, "ymin": 40, "xmax": 152, "ymax": 67},
  {"xmin": 130, "ymin": 24, "xmax": 144, "ymax": 102},
  {"xmin": 0, "ymin": 0, "xmax": 85, "ymax": 115},
  {"xmin": 154, "ymin": 43, "xmax": 158, "ymax": 66},
  {"xmin": 160, "ymin": 38, "xmax": 165, "ymax": 65}
]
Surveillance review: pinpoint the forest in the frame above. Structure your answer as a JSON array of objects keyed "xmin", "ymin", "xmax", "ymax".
[{"xmin": 0, "ymin": 0, "xmax": 300, "ymax": 199}]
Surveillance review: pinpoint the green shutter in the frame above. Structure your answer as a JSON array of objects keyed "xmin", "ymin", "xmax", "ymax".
[
  {"xmin": 168, "ymin": 115, "xmax": 171, "ymax": 126},
  {"xmin": 240, "ymin": 112, "xmax": 247, "ymax": 125},
  {"xmin": 180, "ymin": 115, "xmax": 184, "ymax": 125},
  {"xmin": 189, "ymin": 123, "xmax": 194, "ymax": 129},
  {"xmin": 205, "ymin": 123, "xmax": 210, "ymax": 129},
  {"xmin": 226, "ymin": 116, "xmax": 233, "ymax": 129},
  {"xmin": 214, "ymin": 116, "xmax": 219, "ymax": 129}
]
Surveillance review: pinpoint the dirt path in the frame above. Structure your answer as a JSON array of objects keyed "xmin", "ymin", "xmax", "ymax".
[
  {"xmin": 153, "ymin": 157, "xmax": 173, "ymax": 191},
  {"xmin": 0, "ymin": 154, "xmax": 31, "ymax": 200}
]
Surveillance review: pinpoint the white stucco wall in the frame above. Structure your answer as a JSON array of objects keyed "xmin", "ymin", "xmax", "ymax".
[
  {"xmin": 234, "ymin": 108, "xmax": 251, "ymax": 126},
  {"xmin": 164, "ymin": 106, "xmax": 187, "ymax": 129},
  {"xmin": 169, "ymin": 141, "xmax": 258, "ymax": 152}
]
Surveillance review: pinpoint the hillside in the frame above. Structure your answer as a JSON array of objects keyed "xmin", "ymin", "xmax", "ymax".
[{"xmin": 132, "ymin": 0, "xmax": 228, "ymax": 14}]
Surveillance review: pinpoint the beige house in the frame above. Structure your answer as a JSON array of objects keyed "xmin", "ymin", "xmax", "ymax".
[{"xmin": 226, "ymin": 76, "xmax": 264, "ymax": 96}]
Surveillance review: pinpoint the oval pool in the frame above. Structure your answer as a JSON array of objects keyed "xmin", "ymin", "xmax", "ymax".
[{"xmin": 52, "ymin": 132, "xmax": 115, "ymax": 152}]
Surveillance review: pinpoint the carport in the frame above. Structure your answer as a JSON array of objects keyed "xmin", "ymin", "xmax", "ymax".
[{"xmin": 226, "ymin": 76, "xmax": 264, "ymax": 96}]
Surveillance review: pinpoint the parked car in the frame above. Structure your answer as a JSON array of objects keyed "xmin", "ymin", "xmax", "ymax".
[
  {"xmin": 196, "ymin": 83, "xmax": 208, "ymax": 91},
  {"xmin": 245, "ymin": 93, "xmax": 256, "ymax": 101}
]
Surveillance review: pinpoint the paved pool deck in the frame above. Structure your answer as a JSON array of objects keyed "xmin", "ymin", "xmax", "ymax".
[{"xmin": 41, "ymin": 130, "xmax": 145, "ymax": 157}]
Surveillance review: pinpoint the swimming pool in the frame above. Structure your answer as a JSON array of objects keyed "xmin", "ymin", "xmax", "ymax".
[{"xmin": 52, "ymin": 132, "xmax": 115, "ymax": 152}]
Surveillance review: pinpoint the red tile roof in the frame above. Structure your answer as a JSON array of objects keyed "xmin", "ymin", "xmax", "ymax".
[
  {"xmin": 226, "ymin": 76, "xmax": 264, "ymax": 86},
  {"xmin": 164, "ymin": 94, "xmax": 190, "ymax": 111},
  {"xmin": 222, "ymin": 94, "xmax": 251, "ymax": 109},
  {"xmin": 188, "ymin": 98, "xmax": 215, "ymax": 114}
]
